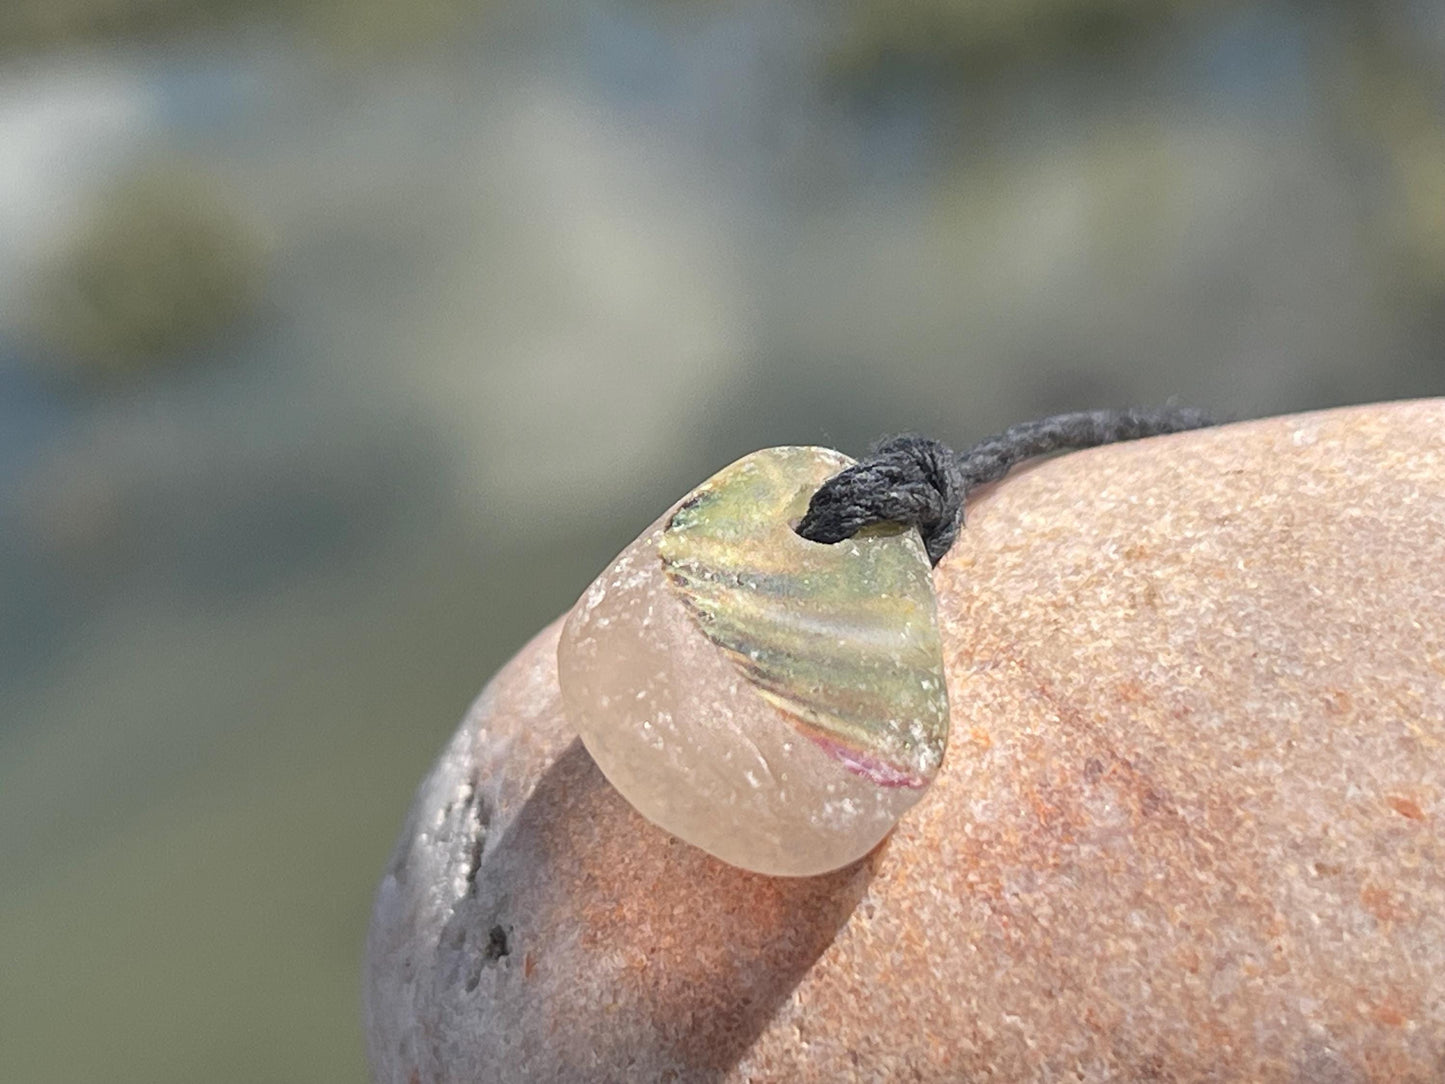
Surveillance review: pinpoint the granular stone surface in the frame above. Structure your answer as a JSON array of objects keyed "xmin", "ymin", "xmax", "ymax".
[{"xmin": 365, "ymin": 400, "xmax": 1445, "ymax": 1082}]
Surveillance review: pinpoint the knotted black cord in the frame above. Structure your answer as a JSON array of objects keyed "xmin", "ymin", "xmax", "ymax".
[{"xmin": 795, "ymin": 405, "xmax": 1216, "ymax": 566}]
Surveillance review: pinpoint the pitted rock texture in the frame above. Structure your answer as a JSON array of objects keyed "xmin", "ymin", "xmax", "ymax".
[{"xmin": 365, "ymin": 400, "xmax": 1445, "ymax": 1083}]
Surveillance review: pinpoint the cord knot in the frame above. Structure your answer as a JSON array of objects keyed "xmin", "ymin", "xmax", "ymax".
[
  {"xmin": 794, "ymin": 405, "xmax": 1215, "ymax": 568},
  {"xmin": 796, "ymin": 435, "xmax": 964, "ymax": 567}
]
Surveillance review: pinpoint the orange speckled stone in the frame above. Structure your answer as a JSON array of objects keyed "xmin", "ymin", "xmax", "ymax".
[{"xmin": 365, "ymin": 400, "xmax": 1445, "ymax": 1083}]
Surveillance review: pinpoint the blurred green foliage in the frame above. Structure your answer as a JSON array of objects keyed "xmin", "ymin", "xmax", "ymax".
[
  {"xmin": 0, "ymin": 0, "xmax": 482, "ymax": 57},
  {"xmin": 835, "ymin": 0, "xmax": 1202, "ymax": 72},
  {"xmin": 1338, "ymin": 21, "xmax": 1445, "ymax": 297},
  {"xmin": 298, "ymin": 0, "xmax": 479, "ymax": 62},
  {"xmin": 0, "ymin": 0, "xmax": 267, "ymax": 54},
  {"xmin": 26, "ymin": 161, "xmax": 266, "ymax": 377}
]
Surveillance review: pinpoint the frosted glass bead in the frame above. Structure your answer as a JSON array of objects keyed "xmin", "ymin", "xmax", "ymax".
[{"xmin": 557, "ymin": 446, "xmax": 949, "ymax": 876}]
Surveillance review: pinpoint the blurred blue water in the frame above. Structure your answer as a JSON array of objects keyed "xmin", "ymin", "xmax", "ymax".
[{"xmin": 0, "ymin": 340, "xmax": 73, "ymax": 492}]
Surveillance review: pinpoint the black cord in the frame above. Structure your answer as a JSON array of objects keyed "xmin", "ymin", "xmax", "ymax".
[{"xmin": 795, "ymin": 406, "xmax": 1216, "ymax": 566}]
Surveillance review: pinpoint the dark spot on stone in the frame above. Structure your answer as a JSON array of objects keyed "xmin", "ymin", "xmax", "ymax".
[
  {"xmin": 1084, "ymin": 757, "xmax": 1105, "ymax": 783},
  {"xmin": 462, "ymin": 836, "xmax": 484, "ymax": 898},
  {"xmin": 462, "ymin": 924, "xmax": 511, "ymax": 993},
  {"xmin": 485, "ymin": 924, "xmax": 511, "ymax": 962}
]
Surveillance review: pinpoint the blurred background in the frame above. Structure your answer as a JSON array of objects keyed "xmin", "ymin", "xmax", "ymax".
[{"xmin": 1, "ymin": 0, "xmax": 1443, "ymax": 1079}]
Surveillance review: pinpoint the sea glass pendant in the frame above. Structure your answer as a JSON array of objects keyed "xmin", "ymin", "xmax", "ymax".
[{"xmin": 557, "ymin": 447, "xmax": 950, "ymax": 876}]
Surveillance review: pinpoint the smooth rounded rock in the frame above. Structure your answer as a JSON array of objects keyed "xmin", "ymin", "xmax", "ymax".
[{"xmin": 366, "ymin": 400, "xmax": 1445, "ymax": 1083}]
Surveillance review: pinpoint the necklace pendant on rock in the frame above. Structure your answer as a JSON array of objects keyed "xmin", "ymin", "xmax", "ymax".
[{"xmin": 557, "ymin": 446, "xmax": 950, "ymax": 877}]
